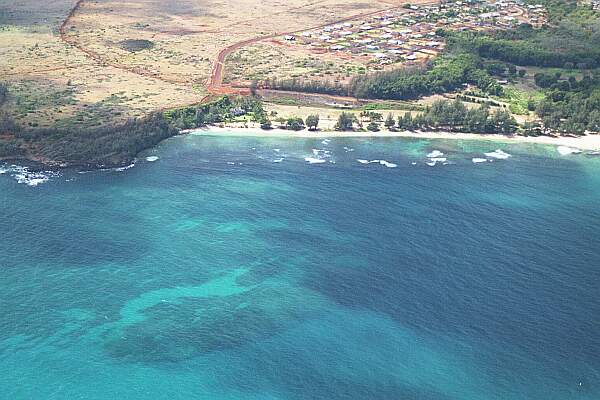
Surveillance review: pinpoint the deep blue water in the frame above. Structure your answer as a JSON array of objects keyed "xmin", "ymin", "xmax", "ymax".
[{"xmin": 1, "ymin": 133, "xmax": 599, "ymax": 399}]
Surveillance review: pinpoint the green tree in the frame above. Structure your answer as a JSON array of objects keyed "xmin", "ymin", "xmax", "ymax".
[
  {"xmin": 384, "ymin": 113, "xmax": 396, "ymax": 130},
  {"xmin": 398, "ymin": 113, "xmax": 414, "ymax": 130},
  {"xmin": 305, "ymin": 114, "xmax": 320, "ymax": 131},
  {"xmin": 335, "ymin": 112, "xmax": 356, "ymax": 131},
  {"xmin": 260, "ymin": 117, "xmax": 272, "ymax": 130},
  {"xmin": 286, "ymin": 117, "xmax": 305, "ymax": 131},
  {"xmin": 370, "ymin": 112, "xmax": 383, "ymax": 122},
  {"xmin": 367, "ymin": 122, "xmax": 380, "ymax": 132}
]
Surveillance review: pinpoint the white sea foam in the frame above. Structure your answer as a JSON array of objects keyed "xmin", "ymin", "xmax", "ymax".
[
  {"xmin": 2, "ymin": 164, "xmax": 61, "ymax": 186},
  {"xmin": 343, "ymin": 146, "xmax": 355, "ymax": 152},
  {"xmin": 305, "ymin": 157, "xmax": 326, "ymax": 164},
  {"xmin": 114, "ymin": 163, "xmax": 135, "ymax": 172},
  {"xmin": 379, "ymin": 160, "xmax": 397, "ymax": 168},
  {"xmin": 145, "ymin": 156, "xmax": 159, "ymax": 162},
  {"xmin": 321, "ymin": 139, "xmax": 331, "ymax": 145},
  {"xmin": 226, "ymin": 162, "xmax": 236, "ymax": 165},
  {"xmin": 357, "ymin": 159, "xmax": 396, "ymax": 167},
  {"xmin": 426, "ymin": 161, "xmax": 437, "ymax": 167},
  {"xmin": 15, "ymin": 173, "xmax": 48, "ymax": 186},
  {"xmin": 312, "ymin": 149, "xmax": 331, "ymax": 157},
  {"xmin": 429, "ymin": 157, "xmax": 446, "ymax": 163},
  {"xmin": 273, "ymin": 158, "xmax": 284, "ymax": 163},
  {"xmin": 472, "ymin": 158, "xmax": 488, "ymax": 163},
  {"xmin": 557, "ymin": 146, "xmax": 582, "ymax": 156},
  {"xmin": 411, "ymin": 162, "xmax": 417, "ymax": 165},
  {"xmin": 273, "ymin": 148, "xmax": 280, "ymax": 153},
  {"xmin": 484, "ymin": 149, "xmax": 511, "ymax": 159},
  {"xmin": 427, "ymin": 150, "xmax": 444, "ymax": 158}
]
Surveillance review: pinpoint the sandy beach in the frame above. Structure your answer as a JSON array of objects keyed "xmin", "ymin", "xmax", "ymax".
[{"xmin": 186, "ymin": 125, "xmax": 600, "ymax": 152}]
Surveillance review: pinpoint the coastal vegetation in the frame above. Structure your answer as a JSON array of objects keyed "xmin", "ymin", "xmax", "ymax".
[
  {"xmin": 306, "ymin": 114, "xmax": 320, "ymax": 131},
  {"xmin": 1, "ymin": 112, "xmax": 177, "ymax": 165},
  {"xmin": 335, "ymin": 112, "xmax": 358, "ymax": 131},
  {"xmin": 165, "ymin": 96, "xmax": 266, "ymax": 130},
  {"xmin": 397, "ymin": 100, "xmax": 517, "ymax": 134}
]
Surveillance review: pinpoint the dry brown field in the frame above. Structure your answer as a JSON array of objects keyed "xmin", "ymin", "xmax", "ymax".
[{"xmin": 1, "ymin": 0, "xmax": 417, "ymax": 128}]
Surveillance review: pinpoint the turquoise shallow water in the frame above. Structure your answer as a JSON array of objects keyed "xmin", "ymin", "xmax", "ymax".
[{"xmin": 1, "ymin": 133, "xmax": 599, "ymax": 399}]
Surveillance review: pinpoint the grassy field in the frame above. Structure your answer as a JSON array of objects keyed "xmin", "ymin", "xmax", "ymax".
[{"xmin": 224, "ymin": 42, "xmax": 367, "ymax": 86}]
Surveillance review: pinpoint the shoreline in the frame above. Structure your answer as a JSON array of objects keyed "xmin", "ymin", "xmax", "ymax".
[
  {"xmin": 4, "ymin": 125, "xmax": 599, "ymax": 172},
  {"xmin": 185, "ymin": 126, "xmax": 600, "ymax": 151}
]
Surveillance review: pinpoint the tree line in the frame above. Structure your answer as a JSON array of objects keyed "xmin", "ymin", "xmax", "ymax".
[
  {"xmin": 262, "ymin": 77, "xmax": 348, "ymax": 97},
  {"xmin": 397, "ymin": 100, "xmax": 517, "ymax": 134},
  {"xmin": 533, "ymin": 72, "xmax": 600, "ymax": 134},
  {"xmin": 348, "ymin": 53, "xmax": 503, "ymax": 100},
  {"xmin": 0, "ymin": 96, "xmax": 264, "ymax": 165}
]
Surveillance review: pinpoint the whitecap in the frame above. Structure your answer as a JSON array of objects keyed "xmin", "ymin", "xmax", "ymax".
[
  {"xmin": 145, "ymin": 156, "xmax": 159, "ymax": 162},
  {"xmin": 321, "ymin": 139, "xmax": 331, "ymax": 145},
  {"xmin": 426, "ymin": 161, "xmax": 436, "ymax": 167},
  {"xmin": 484, "ymin": 149, "xmax": 511, "ymax": 159},
  {"xmin": 6, "ymin": 165, "xmax": 61, "ymax": 186},
  {"xmin": 557, "ymin": 146, "xmax": 582, "ymax": 156},
  {"xmin": 472, "ymin": 158, "xmax": 487, "ymax": 163},
  {"xmin": 357, "ymin": 159, "xmax": 369, "ymax": 164},
  {"xmin": 427, "ymin": 150, "xmax": 444, "ymax": 158},
  {"xmin": 429, "ymin": 157, "xmax": 446, "ymax": 163},
  {"xmin": 379, "ymin": 160, "xmax": 397, "ymax": 168},
  {"xmin": 273, "ymin": 158, "xmax": 284, "ymax": 163},
  {"xmin": 305, "ymin": 157, "xmax": 327, "ymax": 164},
  {"xmin": 18, "ymin": 175, "xmax": 48, "ymax": 186},
  {"xmin": 273, "ymin": 148, "xmax": 280, "ymax": 153},
  {"xmin": 114, "ymin": 163, "xmax": 135, "ymax": 172},
  {"xmin": 312, "ymin": 149, "xmax": 332, "ymax": 160},
  {"xmin": 343, "ymin": 146, "xmax": 355, "ymax": 152},
  {"xmin": 226, "ymin": 162, "xmax": 236, "ymax": 165},
  {"xmin": 411, "ymin": 162, "xmax": 417, "ymax": 165}
]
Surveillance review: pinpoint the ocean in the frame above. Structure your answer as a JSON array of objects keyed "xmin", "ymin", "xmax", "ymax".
[{"xmin": 1, "ymin": 133, "xmax": 599, "ymax": 399}]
